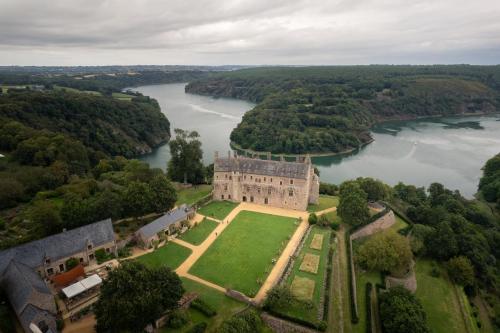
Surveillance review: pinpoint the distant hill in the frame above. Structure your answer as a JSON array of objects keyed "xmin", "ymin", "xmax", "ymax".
[{"xmin": 186, "ymin": 65, "xmax": 500, "ymax": 155}]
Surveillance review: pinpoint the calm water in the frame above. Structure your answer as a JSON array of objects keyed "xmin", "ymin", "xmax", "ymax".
[{"xmin": 137, "ymin": 83, "xmax": 500, "ymax": 198}]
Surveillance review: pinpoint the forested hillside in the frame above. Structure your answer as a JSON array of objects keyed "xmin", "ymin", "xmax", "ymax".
[
  {"xmin": 0, "ymin": 90, "xmax": 170, "ymax": 157},
  {"xmin": 478, "ymin": 153, "xmax": 500, "ymax": 211},
  {"xmin": 186, "ymin": 65, "xmax": 500, "ymax": 154}
]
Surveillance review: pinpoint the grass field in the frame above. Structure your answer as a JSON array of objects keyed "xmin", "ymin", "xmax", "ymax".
[
  {"xmin": 161, "ymin": 277, "xmax": 246, "ymax": 333},
  {"xmin": 189, "ymin": 211, "xmax": 298, "ymax": 296},
  {"xmin": 307, "ymin": 195, "xmax": 339, "ymax": 212},
  {"xmin": 176, "ymin": 185, "xmax": 212, "ymax": 206},
  {"xmin": 136, "ymin": 242, "xmax": 192, "ymax": 270},
  {"xmin": 179, "ymin": 218, "xmax": 218, "ymax": 245},
  {"xmin": 197, "ymin": 201, "xmax": 239, "ymax": 221},
  {"xmin": 353, "ymin": 270, "xmax": 383, "ymax": 333},
  {"xmin": 415, "ymin": 259, "xmax": 475, "ymax": 333},
  {"xmin": 53, "ymin": 85, "xmax": 102, "ymax": 95},
  {"xmin": 112, "ymin": 92, "xmax": 134, "ymax": 101},
  {"xmin": 275, "ymin": 226, "xmax": 332, "ymax": 325}
]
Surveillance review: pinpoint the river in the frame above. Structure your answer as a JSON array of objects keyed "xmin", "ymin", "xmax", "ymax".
[{"xmin": 136, "ymin": 83, "xmax": 500, "ymax": 198}]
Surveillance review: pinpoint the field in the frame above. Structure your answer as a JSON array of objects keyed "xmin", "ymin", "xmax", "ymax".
[
  {"xmin": 307, "ymin": 195, "xmax": 339, "ymax": 212},
  {"xmin": 353, "ymin": 270, "xmax": 383, "ymax": 333},
  {"xmin": 179, "ymin": 218, "xmax": 218, "ymax": 245},
  {"xmin": 189, "ymin": 211, "xmax": 298, "ymax": 296},
  {"xmin": 53, "ymin": 85, "xmax": 102, "ymax": 95},
  {"xmin": 197, "ymin": 201, "xmax": 239, "ymax": 221},
  {"xmin": 415, "ymin": 259, "xmax": 476, "ymax": 333},
  {"xmin": 176, "ymin": 185, "xmax": 212, "ymax": 206},
  {"xmin": 112, "ymin": 92, "xmax": 134, "ymax": 101},
  {"xmin": 136, "ymin": 242, "xmax": 192, "ymax": 270},
  {"xmin": 274, "ymin": 226, "xmax": 332, "ymax": 325}
]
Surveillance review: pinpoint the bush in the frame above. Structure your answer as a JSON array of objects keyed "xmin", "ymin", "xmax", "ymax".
[
  {"xmin": 218, "ymin": 310, "xmax": 262, "ymax": 333},
  {"xmin": 168, "ymin": 310, "xmax": 189, "ymax": 329},
  {"xmin": 0, "ymin": 217, "xmax": 5, "ymax": 230},
  {"xmin": 187, "ymin": 322, "xmax": 207, "ymax": 333},
  {"xmin": 318, "ymin": 214, "xmax": 330, "ymax": 227},
  {"xmin": 191, "ymin": 298, "xmax": 217, "ymax": 317},
  {"xmin": 308, "ymin": 213, "xmax": 318, "ymax": 225},
  {"xmin": 330, "ymin": 221, "xmax": 340, "ymax": 230},
  {"xmin": 318, "ymin": 320, "xmax": 328, "ymax": 331},
  {"xmin": 65, "ymin": 257, "xmax": 79, "ymax": 270},
  {"xmin": 94, "ymin": 248, "xmax": 113, "ymax": 264},
  {"xmin": 264, "ymin": 285, "xmax": 293, "ymax": 311},
  {"xmin": 365, "ymin": 283, "xmax": 373, "ymax": 333}
]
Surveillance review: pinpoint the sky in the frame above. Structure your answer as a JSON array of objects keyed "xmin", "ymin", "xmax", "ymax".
[{"xmin": 1, "ymin": 0, "xmax": 500, "ymax": 66}]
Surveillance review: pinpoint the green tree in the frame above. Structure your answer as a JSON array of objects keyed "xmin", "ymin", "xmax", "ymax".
[
  {"xmin": 358, "ymin": 177, "xmax": 389, "ymax": 201},
  {"xmin": 264, "ymin": 285, "xmax": 293, "ymax": 310},
  {"xmin": 446, "ymin": 256, "xmax": 475, "ymax": 287},
  {"xmin": 218, "ymin": 310, "xmax": 262, "ymax": 333},
  {"xmin": 379, "ymin": 286, "xmax": 430, "ymax": 333},
  {"xmin": 95, "ymin": 261, "xmax": 183, "ymax": 333},
  {"xmin": 149, "ymin": 174, "xmax": 177, "ymax": 213},
  {"xmin": 357, "ymin": 231, "xmax": 413, "ymax": 273},
  {"xmin": 0, "ymin": 178, "xmax": 24, "ymax": 209},
  {"xmin": 31, "ymin": 201, "xmax": 62, "ymax": 235},
  {"xmin": 338, "ymin": 181, "xmax": 369, "ymax": 226},
  {"xmin": 123, "ymin": 181, "xmax": 154, "ymax": 218},
  {"xmin": 308, "ymin": 213, "xmax": 318, "ymax": 224},
  {"xmin": 167, "ymin": 129, "xmax": 205, "ymax": 184}
]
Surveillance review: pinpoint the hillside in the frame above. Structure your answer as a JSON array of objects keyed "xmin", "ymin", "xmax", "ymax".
[
  {"xmin": 0, "ymin": 90, "xmax": 170, "ymax": 157},
  {"xmin": 186, "ymin": 65, "xmax": 500, "ymax": 155}
]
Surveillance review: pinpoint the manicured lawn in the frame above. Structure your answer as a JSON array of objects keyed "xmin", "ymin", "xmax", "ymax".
[
  {"xmin": 189, "ymin": 211, "xmax": 299, "ymax": 296},
  {"xmin": 178, "ymin": 218, "xmax": 218, "ymax": 245},
  {"xmin": 197, "ymin": 201, "xmax": 239, "ymax": 221},
  {"xmin": 274, "ymin": 226, "xmax": 332, "ymax": 325},
  {"xmin": 176, "ymin": 185, "xmax": 212, "ymax": 206},
  {"xmin": 136, "ymin": 242, "xmax": 192, "ymax": 270},
  {"xmin": 307, "ymin": 195, "xmax": 339, "ymax": 212},
  {"xmin": 112, "ymin": 92, "xmax": 133, "ymax": 101},
  {"xmin": 415, "ymin": 259, "xmax": 473, "ymax": 333},
  {"xmin": 53, "ymin": 85, "xmax": 102, "ymax": 95},
  {"xmin": 353, "ymin": 270, "xmax": 383, "ymax": 333},
  {"xmin": 160, "ymin": 277, "xmax": 246, "ymax": 333}
]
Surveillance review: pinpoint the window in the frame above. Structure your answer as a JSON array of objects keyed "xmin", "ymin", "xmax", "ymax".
[
  {"xmin": 89, "ymin": 253, "xmax": 95, "ymax": 260},
  {"xmin": 87, "ymin": 244, "xmax": 93, "ymax": 250},
  {"xmin": 228, "ymin": 194, "xmax": 231, "ymax": 199},
  {"xmin": 216, "ymin": 176, "xmax": 218, "ymax": 179},
  {"xmin": 250, "ymin": 176, "xmax": 253, "ymax": 180},
  {"xmin": 221, "ymin": 194, "xmax": 225, "ymax": 200},
  {"xmin": 264, "ymin": 177, "xmax": 266, "ymax": 182},
  {"xmin": 79, "ymin": 258, "xmax": 84, "ymax": 263},
  {"xmin": 250, "ymin": 196, "xmax": 254, "ymax": 202},
  {"xmin": 268, "ymin": 188, "xmax": 271, "ymax": 195},
  {"xmin": 290, "ymin": 179, "xmax": 294, "ymax": 185},
  {"xmin": 289, "ymin": 189, "xmax": 293, "ymax": 197},
  {"xmin": 106, "ymin": 248, "xmax": 110, "ymax": 253},
  {"xmin": 46, "ymin": 268, "xmax": 54, "ymax": 275},
  {"xmin": 225, "ymin": 174, "xmax": 228, "ymax": 179},
  {"xmin": 243, "ymin": 196, "xmax": 247, "ymax": 202},
  {"xmin": 265, "ymin": 198, "xmax": 268, "ymax": 204},
  {"xmin": 45, "ymin": 258, "xmax": 51, "ymax": 264},
  {"xmin": 270, "ymin": 178, "xmax": 273, "ymax": 182},
  {"xmin": 224, "ymin": 184, "xmax": 228, "ymax": 190},
  {"xmin": 59, "ymin": 264, "xmax": 64, "ymax": 272},
  {"xmin": 229, "ymin": 176, "xmax": 232, "ymax": 180},
  {"xmin": 244, "ymin": 175, "xmax": 246, "ymax": 180},
  {"xmin": 280, "ymin": 181, "xmax": 283, "ymax": 185}
]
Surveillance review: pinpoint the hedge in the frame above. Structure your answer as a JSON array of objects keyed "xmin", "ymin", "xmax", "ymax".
[
  {"xmin": 187, "ymin": 322, "xmax": 207, "ymax": 333},
  {"xmin": 191, "ymin": 299, "xmax": 217, "ymax": 317},
  {"xmin": 265, "ymin": 309, "xmax": 322, "ymax": 330},
  {"xmin": 366, "ymin": 282, "xmax": 373, "ymax": 333},
  {"xmin": 345, "ymin": 230, "xmax": 359, "ymax": 323}
]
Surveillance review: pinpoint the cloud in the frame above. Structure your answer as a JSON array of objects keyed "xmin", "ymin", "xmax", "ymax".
[{"xmin": 0, "ymin": 0, "xmax": 499, "ymax": 65}]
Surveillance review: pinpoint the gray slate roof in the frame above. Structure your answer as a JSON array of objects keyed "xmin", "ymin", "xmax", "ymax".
[
  {"xmin": 214, "ymin": 157, "xmax": 309, "ymax": 179},
  {"xmin": 0, "ymin": 218, "xmax": 115, "ymax": 274},
  {"xmin": 137, "ymin": 205, "xmax": 192, "ymax": 239},
  {"xmin": 19, "ymin": 304, "xmax": 57, "ymax": 333}
]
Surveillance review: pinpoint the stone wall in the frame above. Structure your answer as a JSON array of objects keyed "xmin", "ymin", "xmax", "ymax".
[{"xmin": 350, "ymin": 210, "xmax": 396, "ymax": 241}]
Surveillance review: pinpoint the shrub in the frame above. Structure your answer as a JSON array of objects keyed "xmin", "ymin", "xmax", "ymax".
[
  {"xmin": 308, "ymin": 213, "xmax": 318, "ymax": 225},
  {"xmin": 264, "ymin": 285, "xmax": 293, "ymax": 310},
  {"xmin": 94, "ymin": 248, "xmax": 113, "ymax": 264},
  {"xmin": 0, "ymin": 217, "xmax": 5, "ymax": 230},
  {"xmin": 191, "ymin": 299, "xmax": 217, "ymax": 317},
  {"xmin": 65, "ymin": 257, "xmax": 79, "ymax": 270},
  {"xmin": 218, "ymin": 310, "xmax": 262, "ymax": 333},
  {"xmin": 187, "ymin": 322, "xmax": 207, "ymax": 333},
  {"xmin": 330, "ymin": 221, "xmax": 340, "ymax": 230},
  {"xmin": 318, "ymin": 320, "xmax": 328, "ymax": 331},
  {"xmin": 168, "ymin": 310, "xmax": 189, "ymax": 329}
]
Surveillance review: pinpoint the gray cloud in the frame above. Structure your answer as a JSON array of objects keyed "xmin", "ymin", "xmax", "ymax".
[{"xmin": 0, "ymin": 0, "xmax": 499, "ymax": 65}]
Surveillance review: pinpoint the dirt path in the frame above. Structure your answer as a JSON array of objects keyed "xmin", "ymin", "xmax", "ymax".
[{"xmin": 63, "ymin": 315, "xmax": 96, "ymax": 333}]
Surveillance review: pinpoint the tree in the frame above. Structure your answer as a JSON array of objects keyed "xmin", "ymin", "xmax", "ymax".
[
  {"xmin": 308, "ymin": 213, "xmax": 318, "ymax": 224},
  {"xmin": 379, "ymin": 286, "xmax": 430, "ymax": 333},
  {"xmin": 357, "ymin": 231, "xmax": 412, "ymax": 273},
  {"xmin": 338, "ymin": 181, "xmax": 369, "ymax": 226},
  {"xmin": 358, "ymin": 177, "xmax": 389, "ymax": 201},
  {"xmin": 167, "ymin": 129, "xmax": 205, "ymax": 184},
  {"xmin": 149, "ymin": 174, "xmax": 177, "ymax": 213},
  {"xmin": 264, "ymin": 285, "xmax": 293, "ymax": 310},
  {"xmin": 446, "ymin": 256, "xmax": 475, "ymax": 287},
  {"xmin": 218, "ymin": 310, "xmax": 262, "ymax": 333},
  {"xmin": 0, "ymin": 178, "xmax": 24, "ymax": 209},
  {"xmin": 122, "ymin": 181, "xmax": 154, "ymax": 217},
  {"xmin": 95, "ymin": 261, "xmax": 184, "ymax": 333},
  {"xmin": 31, "ymin": 201, "xmax": 62, "ymax": 235},
  {"xmin": 426, "ymin": 221, "xmax": 458, "ymax": 260}
]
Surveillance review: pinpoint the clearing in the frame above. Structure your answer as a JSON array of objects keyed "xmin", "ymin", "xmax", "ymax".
[
  {"xmin": 176, "ymin": 184, "xmax": 212, "ymax": 206},
  {"xmin": 307, "ymin": 195, "xmax": 339, "ymax": 213},
  {"xmin": 136, "ymin": 242, "xmax": 192, "ymax": 270},
  {"xmin": 189, "ymin": 210, "xmax": 298, "ymax": 297},
  {"xmin": 197, "ymin": 201, "xmax": 239, "ymax": 221},
  {"xmin": 179, "ymin": 218, "xmax": 219, "ymax": 246}
]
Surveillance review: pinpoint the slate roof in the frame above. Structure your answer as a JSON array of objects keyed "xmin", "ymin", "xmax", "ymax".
[
  {"xmin": 19, "ymin": 304, "xmax": 57, "ymax": 333},
  {"xmin": 214, "ymin": 157, "xmax": 309, "ymax": 179},
  {"xmin": 137, "ymin": 205, "xmax": 193, "ymax": 239},
  {"xmin": 0, "ymin": 218, "xmax": 115, "ymax": 274}
]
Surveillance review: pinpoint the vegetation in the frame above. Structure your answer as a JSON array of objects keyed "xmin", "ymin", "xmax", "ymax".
[
  {"xmin": 136, "ymin": 242, "xmax": 192, "ymax": 270},
  {"xmin": 95, "ymin": 261, "xmax": 184, "ymax": 333},
  {"xmin": 197, "ymin": 201, "xmax": 239, "ymax": 221},
  {"xmin": 380, "ymin": 286, "xmax": 430, "ymax": 333},
  {"xmin": 478, "ymin": 153, "xmax": 500, "ymax": 210},
  {"xmin": 338, "ymin": 181, "xmax": 370, "ymax": 226},
  {"xmin": 218, "ymin": 310, "xmax": 263, "ymax": 333},
  {"xmin": 179, "ymin": 218, "xmax": 219, "ymax": 245},
  {"xmin": 307, "ymin": 195, "xmax": 339, "ymax": 212},
  {"xmin": 189, "ymin": 211, "xmax": 298, "ymax": 296},
  {"xmin": 186, "ymin": 65, "xmax": 500, "ymax": 154},
  {"xmin": 176, "ymin": 185, "xmax": 213, "ymax": 206},
  {"xmin": 167, "ymin": 129, "xmax": 205, "ymax": 184}
]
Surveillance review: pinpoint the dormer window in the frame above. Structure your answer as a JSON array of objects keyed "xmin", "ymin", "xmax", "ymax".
[
  {"xmin": 88, "ymin": 244, "xmax": 93, "ymax": 250},
  {"xmin": 45, "ymin": 258, "xmax": 51, "ymax": 264}
]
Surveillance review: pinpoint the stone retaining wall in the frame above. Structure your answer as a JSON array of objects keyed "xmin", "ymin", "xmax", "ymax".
[{"xmin": 261, "ymin": 313, "xmax": 319, "ymax": 333}]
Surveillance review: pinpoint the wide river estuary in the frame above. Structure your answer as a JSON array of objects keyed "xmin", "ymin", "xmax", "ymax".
[{"xmin": 136, "ymin": 83, "xmax": 500, "ymax": 198}]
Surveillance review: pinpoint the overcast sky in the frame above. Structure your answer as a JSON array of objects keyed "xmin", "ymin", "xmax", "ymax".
[{"xmin": 0, "ymin": 0, "xmax": 499, "ymax": 66}]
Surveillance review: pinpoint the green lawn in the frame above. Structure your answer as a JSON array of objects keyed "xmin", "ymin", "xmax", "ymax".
[
  {"xmin": 179, "ymin": 218, "xmax": 219, "ymax": 245},
  {"xmin": 274, "ymin": 226, "xmax": 332, "ymax": 325},
  {"xmin": 415, "ymin": 259, "xmax": 474, "ymax": 333},
  {"xmin": 160, "ymin": 277, "xmax": 246, "ymax": 333},
  {"xmin": 136, "ymin": 242, "xmax": 192, "ymax": 270},
  {"xmin": 353, "ymin": 270, "xmax": 382, "ymax": 333},
  {"xmin": 112, "ymin": 92, "xmax": 134, "ymax": 101},
  {"xmin": 197, "ymin": 201, "xmax": 239, "ymax": 221},
  {"xmin": 389, "ymin": 215, "xmax": 408, "ymax": 233},
  {"xmin": 53, "ymin": 85, "xmax": 102, "ymax": 95},
  {"xmin": 307, "ymin": 195, "xmax": 339, "ymax": 212},
  {"xmin": 189, "ymin": 211, "xmax": 299, "ymax": 296},
  {"xmin": 176, "ymin": 185, "xmax": 212, "ymax": 206}
]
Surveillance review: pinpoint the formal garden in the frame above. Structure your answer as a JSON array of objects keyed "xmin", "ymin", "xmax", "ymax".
[
  {"xmin": 137, "ymin": 242, "xmax": 192, "ymax": 270},
  {"xmin": 307, "ymin": 195, "xmax": 339, "ymax": 213},
  {"xmin": 197, "ymin": 200, "xmax": 239, "ymax": 220},
  {"xmin": 189, "ymin": 211, "xmax": 299, "ymax": 297},
  {"xmin": 271, "ymin": 226, "xmax": 333, "ymax": 327},
  {"xmin": 178, "ymin": 218, "xmax": 219, "ymax": 245}
]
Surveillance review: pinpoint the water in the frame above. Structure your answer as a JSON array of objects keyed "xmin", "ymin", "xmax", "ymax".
[{"xmin": 137, "ymin": 83, "xmax": 500, "ymax": 198}]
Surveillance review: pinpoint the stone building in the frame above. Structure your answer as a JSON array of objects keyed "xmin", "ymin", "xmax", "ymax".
[
  {"xmin": 0, "ymin": 219, "xmax": 117, "ymax": 333},
  {"xmin": 213, "ymin": 152, "xmax": 319, "ymax": 211}
]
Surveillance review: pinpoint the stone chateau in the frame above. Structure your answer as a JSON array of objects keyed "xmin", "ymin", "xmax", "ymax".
[{"xmin": 213, "ymin": 152, "xmax": 319, "ymax": 211}]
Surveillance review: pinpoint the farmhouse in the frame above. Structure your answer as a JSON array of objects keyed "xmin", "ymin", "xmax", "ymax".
[
  {"xmin": 0, "ymin": 219, "xmax": 116, "ymax": 333},
  {"xmin": 136, "ymin": 205, "xmax": 195, "ymax": 248},
  {"xmin": 213, "ymin": 152, "xmax": 319, "ymax": 211}
]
